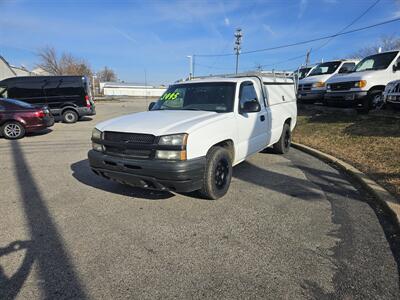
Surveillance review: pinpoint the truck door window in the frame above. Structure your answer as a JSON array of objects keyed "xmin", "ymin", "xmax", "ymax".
[{"xmin": 239, "ymin": 82, "xmax": 259, "ymax": 110}]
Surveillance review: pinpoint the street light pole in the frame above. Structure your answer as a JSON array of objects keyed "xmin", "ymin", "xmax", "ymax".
[{"xmin": 234, "ymin": 28, "xmax": 243, "ymax": 74}]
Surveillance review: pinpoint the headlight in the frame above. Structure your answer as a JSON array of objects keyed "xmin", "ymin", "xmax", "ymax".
[
  {"xmin": 155, "ymin": 150, "xmax": 187, "ymax": 160},
  {"xmin": 92, "ymin": 128, "xmax": 103, "ymax": 140},
  {"xmin": 312, "ymin": 81, "xmax": 325, "ymax": 88},
  {"xmin": 92, "ymin": 142, "xmax": 104, "ymax": 152},
  {"xmin": 158, "ymin": 133, "xmax": 188, "ymax": 145},
  {"xmin": 354, "ymin": 80, "xmax": 367, "ymax": 88}
]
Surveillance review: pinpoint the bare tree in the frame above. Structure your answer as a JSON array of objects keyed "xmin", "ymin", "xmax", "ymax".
[
  {"xmin": 37, "ymin": 46, "xmax": 93, "ymax": 77},
  {"xmin": 350, "ymin": 35, "xmax": 400, "ymax": 58},
  {"xmin": 98, "ymin": 66, "xmax": 117, "ymax": 82}
]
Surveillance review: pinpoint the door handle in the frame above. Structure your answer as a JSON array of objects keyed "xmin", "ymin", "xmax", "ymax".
[{"xmin": 260, "ymin": 115, "xmax": 265, "ymax": 122}]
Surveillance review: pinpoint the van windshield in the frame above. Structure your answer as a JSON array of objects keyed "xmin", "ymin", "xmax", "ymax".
[
  {"xmin": 308, "ymin": 61, "xmax": 341, "ymax": 76},
  {"xmin": 354, "ymin": 52, "xmax": 398, "ymax": 72},
  {"xmin": 151, "ymin": 82, "xmax": 236, "ymax": 113}
]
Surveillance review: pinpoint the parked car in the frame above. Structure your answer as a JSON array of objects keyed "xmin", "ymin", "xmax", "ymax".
[
  {"xmin": 0, "ymin": 98, "xmax": 54, "ymax": 139},
  {"xmin": 0, "ymin": 76, "xmax": 96, "ymax": 123},
  {"xmin": 325, "ymin": 50, "xmax": 400, "ymax": 113},
  {"xmin": 383, "ymin": 79, "xmax": 400, "ymax": 110},
  {"xmin": 297, "ymin": 59, "xmax": 359, "ymax": 103},
  {"xmin": 88, "ymin": 74, "xmax": 297, "ymax": 200}
]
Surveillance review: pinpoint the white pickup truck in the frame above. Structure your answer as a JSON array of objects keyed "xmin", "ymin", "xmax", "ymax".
[
  {"xmin": 325, "ymin": 50, "xmax": 400, "ymax": 112},
  {"xmin": 89, "ymin": 74, "xmax": 297, "ymax": 199}
]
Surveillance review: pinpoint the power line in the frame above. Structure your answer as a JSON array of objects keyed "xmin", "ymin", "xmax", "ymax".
[
  {"xmin": 314, "ymin": 0, "xmax": 381, "ymax": 51},
  {"xmin": 195, "ymin": 16, "xmax": 400, "ymax": 57}
]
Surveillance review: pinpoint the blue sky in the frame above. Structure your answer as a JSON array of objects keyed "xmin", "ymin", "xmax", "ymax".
[{"xmin": 1, "ymin": 0, "xmax": 400, "ymax": 85}]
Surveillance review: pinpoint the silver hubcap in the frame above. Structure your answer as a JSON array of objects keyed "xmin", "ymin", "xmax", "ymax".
[
  {"xmin": 5, "ymin": 124, "xmax": 21, "ymax": 138},
  {"xmin": 66, "ymin": 113, "xmax": 75, "ymax": 122}
]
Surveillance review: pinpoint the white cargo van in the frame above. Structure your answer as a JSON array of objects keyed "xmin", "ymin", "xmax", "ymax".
[
  {"xmin": 297, "ymin": 60, "xmax": 359, "ymax": 103},
  {"xmin": 325, "ymin": 50, "xmax": 400, "ymax": 112},
  {"xmin": 88, "ymin": 74, "xmax": 297, "ymax": 199}
]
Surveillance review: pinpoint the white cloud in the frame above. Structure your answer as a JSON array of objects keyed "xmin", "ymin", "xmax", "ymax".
[
  {"xmin": 224, "ymin": 17, "xmax": 230, "ymax": 26},
  {"xmin": 263, "ymin": 24, "xmax": 275, "ymax": 35},
  {"xmin": 298, "ymin": 0, "xmax": 308, "ymax": 19}
]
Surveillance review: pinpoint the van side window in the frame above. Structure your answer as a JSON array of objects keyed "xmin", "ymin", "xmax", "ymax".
[
  {"xmin": 0, "ymin": 87, "xmax": 7, "ymax": 98},
  {"xmin": 9, "ymin": 82, "xmax": 43, "ymax": 99},
  {"xmin": 339, "ymin": 62, "xmax": 355, "ymax": 73},
  {"xmin": 239, "ymin": 82, "xmax": 259, "ymax": 110}
]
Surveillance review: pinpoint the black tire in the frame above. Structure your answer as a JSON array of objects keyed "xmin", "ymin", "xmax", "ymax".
[
  {"xmin": 62, "ymin": 110, "xmax": 78, "ymax": 123},
  {"xmin": 199, "ymin": 146, "xmax": 232, "ymax": 200},
  {"xmin": 273, "ymin": 123, "xmax": 291, "ymax": 154},
  {"xmin": 356, "ymin": 90, "xmax": 382, "ymax": 114},
  {"xmin": 1, "ymin": 121, "xmax": 26, "ymax": 139}
]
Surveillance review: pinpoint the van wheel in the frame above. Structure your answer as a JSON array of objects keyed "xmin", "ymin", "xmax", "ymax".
[
  {"xmin": 1, "ymin": 121, "xmax": 26, "ymax": 139},
  {"xmin": 62, "ymin": 110, "xmax": 78, "ymax": 123},
  {"xmin": 356, "ymin": 91, "xmax": 382, "ymax": 114},
  {"xmin": 273, "ymin": 123, "xmax": 291, "ymax": 154},
  {"xmin": 199, "ymin": 146, "xmax": 232, "ymax": 200}
]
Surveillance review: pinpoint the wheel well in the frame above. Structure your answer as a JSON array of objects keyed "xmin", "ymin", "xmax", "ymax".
[
  {"xmin": 210, "ymin": 139, "xmax": 235, "ymax": 161},
  {"xmin": 284, "ymin": 118, "xmax": 292, "ymax": 128},
  {"xmin": 61, "ymin": 107, "xmax": 78, "ymax": 115},
  {"xmin": 369, "ymin": 86, "xmax": 385, "ymax": 93}
]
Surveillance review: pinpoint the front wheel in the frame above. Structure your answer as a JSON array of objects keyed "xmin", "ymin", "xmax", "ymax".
[
  {"xmin": 199, "ymin": 147, "xmax": 232, "ymax": 200},
  {"xmin": 273, "ymin": 123, "xmax": 291, "ymax": 154},
  {"xmin": 1, "ymin": 121, "xmax": 26, "ymax": 139}
]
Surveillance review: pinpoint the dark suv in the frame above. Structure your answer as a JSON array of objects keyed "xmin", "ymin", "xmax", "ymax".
[{"xmin": 0, "ymin": 76, "xmax": 96, "ymax": 123}]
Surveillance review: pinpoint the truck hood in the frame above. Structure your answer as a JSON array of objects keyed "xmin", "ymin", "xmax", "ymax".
[
  {"xmin": 95, "ymin": 110, "xmax": 231, "ymax": 136},
  {"xmin": 326, "ymin": 70, "xmax": 386, "ymax": 84},
  {"xmin": 299, "ymin": 74, "xmax": 332, "ymax": 84}
]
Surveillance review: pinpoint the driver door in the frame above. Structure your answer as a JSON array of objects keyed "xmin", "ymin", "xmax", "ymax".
[{"xmin": 236, "ymin": 80, "xmax": 268, "ymax": 161}]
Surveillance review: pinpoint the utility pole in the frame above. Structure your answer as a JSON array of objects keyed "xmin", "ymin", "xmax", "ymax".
[
  {"xmin": 305, "ymin": 49, "xmax": 311, "ymax": 66},
  {"xmin": 234, "ymin": 28, "xmax": 243, "ymax": 74},
  {"xmin": 187, "ymin": 55, "xmax": 194, "ymax": 80}
]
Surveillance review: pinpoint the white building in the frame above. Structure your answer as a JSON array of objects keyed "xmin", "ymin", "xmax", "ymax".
[
  {"xmin": 11, "ymin": 65, "xmax": 31, "ymax": 76},
  {"xmin": 103, "ymin": 82, "xmax": 167, "ymax": 97},
  {"xmin": 0, "ymin": 56, "xmax": 17, "ymax": 81}
]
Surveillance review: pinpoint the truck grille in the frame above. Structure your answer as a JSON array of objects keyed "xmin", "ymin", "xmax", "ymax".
[
  {"xmin": 104, "ymin": 131, "xmax": 155, "ymax": 144},
  {"xmin": 329, "ymin": 82, "xmax": 354, "ymax": 91},
  {"xmin": 103, "ymin": 131, "xmax": 156, "ymax": 159},
  {"xmin": 298, "ymin": 84, "xmax": 312, "ymax": 92}
]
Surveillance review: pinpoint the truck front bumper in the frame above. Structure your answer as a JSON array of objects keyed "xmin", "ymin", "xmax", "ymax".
[
  {"xmin": 324, "ymin": 91, "xmax": 368, "ymax": 107},
  {"xmin": 297, "ymin": 90, "xmax": 325, "ymax": 101},
  {"xmin": 88, "ymin": 150, "xmax": 205, "ymax": 193}
]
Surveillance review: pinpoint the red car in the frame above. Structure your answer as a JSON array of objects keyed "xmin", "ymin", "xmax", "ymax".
[{"xmin": 0, "ymin": 98, "xmax": 54, "ymax": 139}]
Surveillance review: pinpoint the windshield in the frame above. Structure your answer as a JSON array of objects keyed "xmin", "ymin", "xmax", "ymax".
[
  {"xmin": 298, "ymin": 67, "xmax": 311, "ymax": 79},
  {"xmin": 2, "ymin": 98, "xmax": 35, "ymax": 108},
  {"xmin": 151, "ymin": 82, "xmax": 236, "ymax": 113},
  {"xmin": 308, "ymin": 61, "xmax": 341, "ymax": 76},
  {"xmin": 354, "ymin": 52, "xmax": 398, "ymax": 72}
]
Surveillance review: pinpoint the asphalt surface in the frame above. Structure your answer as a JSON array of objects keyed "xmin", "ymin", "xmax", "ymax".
[{"xmin": 0, "ymin": 98, "xmax": 399, "ymax": 299}]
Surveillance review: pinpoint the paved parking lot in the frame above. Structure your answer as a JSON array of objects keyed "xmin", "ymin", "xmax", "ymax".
[{"xmin": 0, "ymin": 99, "xmax": 399, "ymax": 299}]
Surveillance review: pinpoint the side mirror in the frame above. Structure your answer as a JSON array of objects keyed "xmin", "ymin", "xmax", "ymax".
[
  {"xmin": 393, "ymin": 63, "xmax": 399, "ymax": 72},
  {"xmin": 242, "ymin": 100, "xmax": 261, "ymax": 113},
  {"xmin": 338, "ymin": 67, "xmax": 348, "ymax": 74},
  {"xmin": 148, "ymin": 102, "xmax": 155, "ymax": 111}
]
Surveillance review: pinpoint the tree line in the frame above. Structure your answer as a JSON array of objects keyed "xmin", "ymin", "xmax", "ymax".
[{"xmin": 37, "ymin": 46, "xmax": 117, "ymax": 82}]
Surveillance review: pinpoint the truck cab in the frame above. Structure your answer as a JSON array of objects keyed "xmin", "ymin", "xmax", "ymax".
[
  {"xmin": 297, "ymin": 60, "xmax": 359, "ymax": 104},
  {"xmin": 88, "ymin": 74, "xmax": 297, "ymax": 199},
  {"xmin": 325, "ymin": 50, "xmax": 400, "ymax": 113}
]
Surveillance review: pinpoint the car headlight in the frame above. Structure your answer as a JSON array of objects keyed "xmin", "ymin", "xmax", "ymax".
[
  {"xmin": 156, "ymin": 133, "xmax": 188, "ymax": 160},
  {"xmin": 312, "ymin": 81, "xmax": 325, "ymax": 88},
  {"xmin": 92, "ymin": 128, "xmax": 103, "ymax": 140},
  {"xmin": 354, "ymin": 80, "xmax": 367, "ymax": 88},
  {"xmin": 92, "ymin": 142, "xmax": 104, "ymax": 152},
  {"xmin": 158, "ymin": 133, "xmax": 188, "ymax": 145}
]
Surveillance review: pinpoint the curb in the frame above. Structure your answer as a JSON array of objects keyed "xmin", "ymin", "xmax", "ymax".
[{"xmin": 292, "ymin": 142, "xmax": 400, "ymax": 224}]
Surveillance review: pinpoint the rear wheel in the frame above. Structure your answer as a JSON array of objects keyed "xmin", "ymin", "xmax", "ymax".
[
  {"xmin": 273, "ymin": 123, "xmax": 291, "ymax": 154},
  {"xmin": 199, "ymin": 146, "xmax": 232, "ymax": 200},
  {"xmin": 62, "ymin": 110, "xmax": 78, "ymax": 123},
  {"xmin": 1, "ymin": 121, "xmax": 26, "ymax": 139}
]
